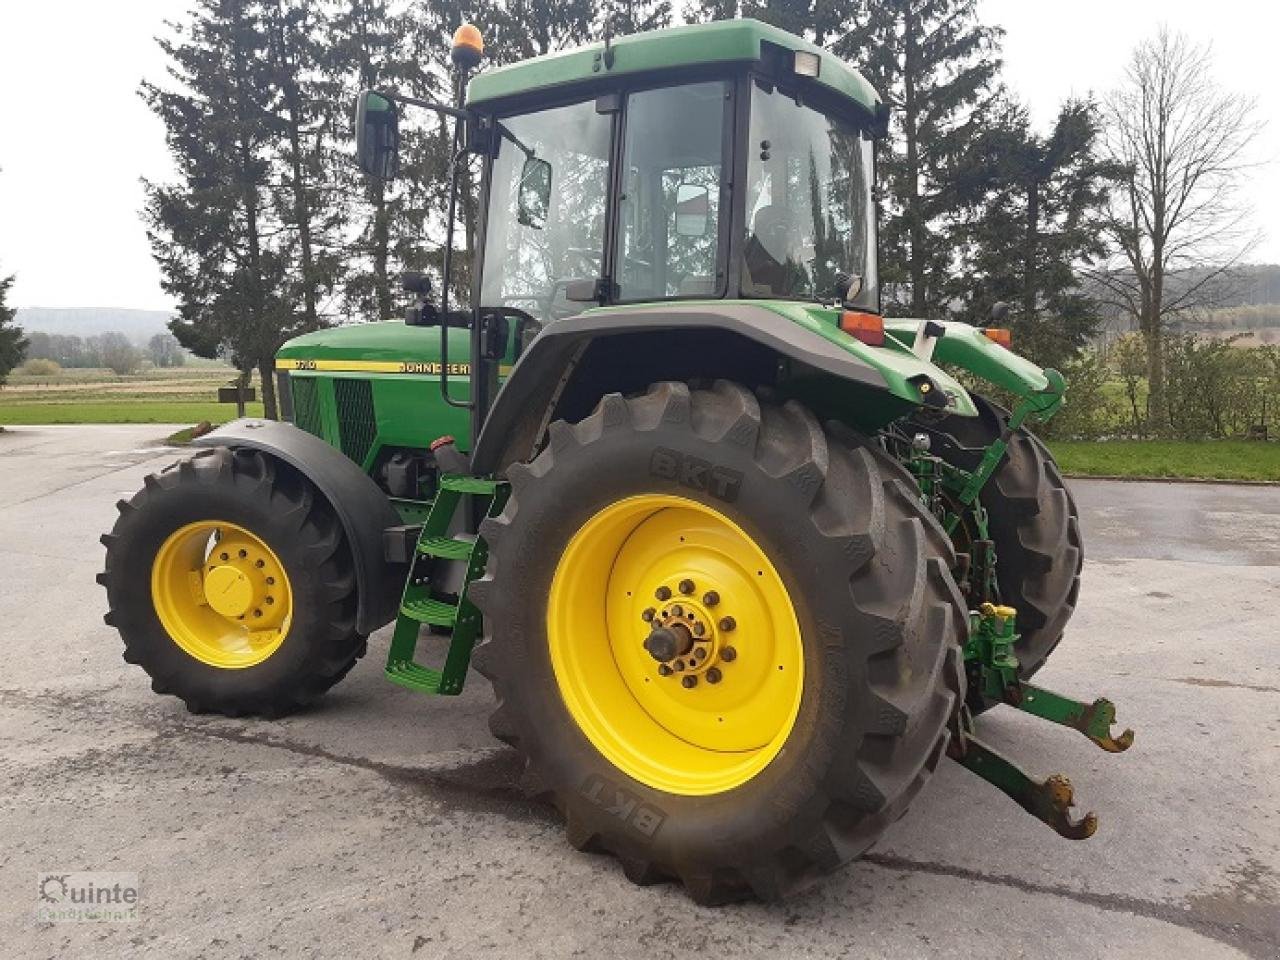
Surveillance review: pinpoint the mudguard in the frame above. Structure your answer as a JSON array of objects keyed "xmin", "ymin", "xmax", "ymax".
[
  {"xmin": 472, "ymin": 302, "xmax": 972, "ymax": 474},
  {"xmin": 192, "ymin": 419, "xmax": 404, "ymax": 634}
]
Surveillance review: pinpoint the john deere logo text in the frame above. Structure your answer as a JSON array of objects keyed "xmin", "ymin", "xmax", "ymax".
[
  {"xmin": 649, "ymin": 448, "xmax": 742, "ymax": 502},
  {"xmin": 580, "ymin": 775, "xmax": 665, "ymax": 838}
]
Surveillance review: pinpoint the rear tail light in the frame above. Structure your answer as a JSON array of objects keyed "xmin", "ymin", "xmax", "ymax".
[
  {"xmin": 983, "ymin": 327, "xmax": 1012, "ymax": 349},
  {"xmin": 840, "ymin": 310, "xmax": 884, "ymax": 347}
]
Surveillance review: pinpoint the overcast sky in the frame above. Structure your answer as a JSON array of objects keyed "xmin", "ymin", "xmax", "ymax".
[{"xmin": 0, "ymin": 0, "xmax": 1276, "ymax": 311}]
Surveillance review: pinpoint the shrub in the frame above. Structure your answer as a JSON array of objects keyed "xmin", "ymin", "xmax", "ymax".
[{"xmin": 20, "ymin": 358, "xmax": 60, "ymax": 376}]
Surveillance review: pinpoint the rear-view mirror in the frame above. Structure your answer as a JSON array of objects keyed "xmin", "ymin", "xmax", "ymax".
[
  {"xmin": 517, "ymin": 157, "xmax": 552, "ymax": 230},
  {"xmin": 674, "ymin": 183, "xmax": 710, "ymax": 237},
  {"xmin": 355, "ymin": 90, "xmax": 400, "ymax": 180}
]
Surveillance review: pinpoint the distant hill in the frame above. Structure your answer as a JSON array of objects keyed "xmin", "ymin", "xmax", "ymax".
[{"xmin": 14, "ymin": 307, "xmax": 173, "ymax": 344}]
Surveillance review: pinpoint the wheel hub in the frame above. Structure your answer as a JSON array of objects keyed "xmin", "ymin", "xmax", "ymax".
[
  {"xmin": 203, "ymin": 565, "xmax": 256, "ymax": 618},
  {"xmin": 641, "ymin": 581, "xmax": 738, "ymax": 686}
]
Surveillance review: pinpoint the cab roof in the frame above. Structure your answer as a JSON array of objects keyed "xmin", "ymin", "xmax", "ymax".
[{"xmin": 465, "ymin": 19, "xmax": 882, "ymax": 121}]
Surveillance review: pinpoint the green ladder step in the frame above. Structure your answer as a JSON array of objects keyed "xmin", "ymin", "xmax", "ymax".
[
  {"xmin": 385, "ymin": 661, "xmax": 443, "ymax": 694},
  {"xmin": 399, "ymin": 597, "xmax": 459, "ymax": 627},
  {"xmin": 439, "ymin": 475, "xmax": 504, "ymax": 494},
  {"xmin": 417, "ymin": 536, "xmax": 473, "ymax": 560}
]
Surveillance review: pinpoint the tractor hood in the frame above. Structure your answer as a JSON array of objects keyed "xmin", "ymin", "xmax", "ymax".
[{"xmin": 276, "ymin": 321, "xmax": 471, "ymax": 370}]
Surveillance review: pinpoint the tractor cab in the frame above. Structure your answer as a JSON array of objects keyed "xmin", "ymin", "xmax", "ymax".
[{"xmin": 356, "ymin": 20, "xmax": 887, "ymax": 435}]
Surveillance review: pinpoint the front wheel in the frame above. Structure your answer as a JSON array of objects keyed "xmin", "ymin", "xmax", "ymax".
[
  {"xmin": 470, "ymin": 381, "xmax": 966, "ymax": 903},
  {"xmin": 99, "ymin": 447, "xmax": 365, "ymax": 716}
]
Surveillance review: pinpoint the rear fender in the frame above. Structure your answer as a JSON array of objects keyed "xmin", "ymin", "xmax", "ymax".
[
  {"xmin": 471, "ymin": 302, "xmax": 976, "ymax": 474},
  {"xmin": 192, "ymin": 419, "xmax": 404, "ymax": 634}
]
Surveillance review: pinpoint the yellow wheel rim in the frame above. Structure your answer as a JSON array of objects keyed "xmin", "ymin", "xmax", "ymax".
[
  {"xmin": 548, "ymin": 495, "xmax": 803, "ymax": 795},
  {"xmin": 150, "ymin": 520, "xmax": 293, "ymax": 669}
]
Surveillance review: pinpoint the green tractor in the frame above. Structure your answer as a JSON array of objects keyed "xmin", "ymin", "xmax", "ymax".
[{"xmin": 100, "ymin": 19, "xmax": 1132, "ymax": 903}]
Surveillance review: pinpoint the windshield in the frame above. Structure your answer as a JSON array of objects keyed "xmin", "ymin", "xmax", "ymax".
[
  {"xmin": 741, "ymin": 84, "xmax": 877, "ymax": 306},
  {"xmin": 480, "ymin": 99, "xmax": 611, "ymax": 321}
]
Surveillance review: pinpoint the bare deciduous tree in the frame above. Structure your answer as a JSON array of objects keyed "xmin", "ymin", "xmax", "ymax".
[{"xmin": 1093, "ymin": 28, "xmax": 1262, "ymax": 430}]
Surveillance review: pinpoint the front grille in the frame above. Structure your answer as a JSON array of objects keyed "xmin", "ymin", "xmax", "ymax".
[
  {"xmin": 291, "ymin": 377, "xmax": 323, "ymax": 438},
  {"xmin": 334, "ymin": 378, "xmax": 377, "ymax": 465}
]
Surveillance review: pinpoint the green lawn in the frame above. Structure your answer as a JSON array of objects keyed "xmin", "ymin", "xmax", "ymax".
[
  {"xmin": 1049, "ymin": 440, "xmax": 1280, "ymax": 482},
  {"xmin": 0, "ymin": 401, "xmax": 264, "ymax": 425}
]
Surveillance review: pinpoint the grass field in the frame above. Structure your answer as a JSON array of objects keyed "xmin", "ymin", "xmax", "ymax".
[
  {"xmin": 0, "ymin": 365, "xmax": 263, "ymax": 425},
  {"xmin": 1049, "ymin": 440, "xmax": 1280, "ymax": 482}
]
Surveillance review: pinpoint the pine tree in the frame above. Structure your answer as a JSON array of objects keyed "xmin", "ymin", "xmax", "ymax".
[
  {"xmin": 0, "ymin": 271, "xmax": 28, "ymax": 386},
  {"xmin": 142, "ymin": 0, "xmax": 294, "ymax": 417},
  {"xmin": 325, "ymin": 0, "xmax": 433, "ymax": 323},
  {"xmin": 838, "ymin": 0, "xmax": 1002, "ymax": 318},
  {"xmin": 951, "ymin": 99, "xmax": 1124, "ymax": 367},
  {"xmin": 262, "ymin": 0, "xmax": 344, "ymax": 334}
]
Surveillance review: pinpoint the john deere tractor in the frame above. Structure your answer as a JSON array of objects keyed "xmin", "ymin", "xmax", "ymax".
[{"xmin": 100, "ymin": 19, "xmax": 1132, "ymax": 903}]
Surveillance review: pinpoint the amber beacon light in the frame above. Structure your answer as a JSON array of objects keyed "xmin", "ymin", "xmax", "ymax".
[{"xmin": 452, "ymin": 23, "xmax": 484, "ymax": 69}]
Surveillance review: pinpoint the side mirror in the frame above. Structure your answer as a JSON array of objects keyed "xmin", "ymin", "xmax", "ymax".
[
  {"xmin": 674, "ymin": 183, "xmax": 710, "ymax": 237},
  {"xmin": 517, "ymin": 157, "xmax": 552, "ymax": 229},
  {"xmin": 355, "ymin": 90, "xmax": 400, "ymax": 180}
]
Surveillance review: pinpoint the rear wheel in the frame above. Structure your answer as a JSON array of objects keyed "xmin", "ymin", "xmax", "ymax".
[
  {"xmin": 471, "ymin": 381, "xmax": 966, "ymax": 902},
  {"xmin": 99, "ymin": 447, "xmax": 365, "ymax": 716}
]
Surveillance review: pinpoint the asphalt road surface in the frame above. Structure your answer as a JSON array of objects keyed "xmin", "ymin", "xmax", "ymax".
[{"xmin": 2, "ymin": 424, "xmax": 1277, "ymax": 959}]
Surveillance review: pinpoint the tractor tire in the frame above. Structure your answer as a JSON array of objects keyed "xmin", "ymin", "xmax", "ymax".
[
  {"xmin": 99, "ymin": 446, "xmax": 365, "ymax": 717},
  {"xmin": 470, "ymin": 381, "xmax": 966, "ymax": 903},
  {"xmin": 921, "ymin": 394, "xmax": 1083, "ymax": 687}
]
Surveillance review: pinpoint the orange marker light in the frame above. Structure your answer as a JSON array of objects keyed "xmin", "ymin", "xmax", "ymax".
[
  {"xmin": 451, "ymin": 23, "xmax": 484, "ymax": 68},
  {"xmin": 983, "ymin": 328, "xmax": 1012, "ymax": 349},
  {"xmin": 840, "ymin": 310, "xmax": 884, "ymax": 347}
]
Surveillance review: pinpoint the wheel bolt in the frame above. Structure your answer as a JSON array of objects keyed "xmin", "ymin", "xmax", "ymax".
[
  {"xmin": 253, "ymin": 609, "xmax": 263, "ymax": 618},
  {"xmin": 721, "ymin": 646, "xmax": 737, "ymax": 662},
  {"xmin": 266, "ymin": 576, "xmax": 275, "ymax": 586},
  {"xmin": 641, "ymin": 607, "xmax": 656, "ymax": 622},
  {"xmin": 673, "ymin": 659, "xmax": 685, "ymax": 671},
  {"xmin": 671, "ymin": 604, "xmax": 683, "ymax": 617},
  {"xmin": 265, "ymin": 596, "xmax": 274, "ymax": 605},
  {"xmin": 238, "ymin": 549, "xmax": 248, "ymax": 559},
  {"xmin": 703, "ymin": 591, "xmax": 720, "ymax": 606},
  {"xmin": 694, "ymin": 647, "xmax": 707, "ymax": 661},
  {"xmin": 681, "ymin": 675, "xmax": 697, "ymax": 689},
  {"xmin": 706, "ymin": 667, "xmax": 722, "ymax": 684},
  {"xmin": 255, "ymin": 559, "xmax": 265, "ymax": 569},
  {"xmin": 658, "ymin": 664, "xmax": 672, "ymax": 677},
  {"xmin": 692, "ymin": 622, "xmax": 705, "ymax": 637},
  {"xmin": 220, "ymin": 552, "xmax": 229, "ymax": 561},
  {"xmin": 655, "ymin": 585, "xmax": 672, "ymax": 601},
  {"xmin": 719, "ymin": 616, "xmax": 736, "ymax": 632},
  {"xmin": 678, "ymin": 579, "xmax": 695, "ymax": 595}
]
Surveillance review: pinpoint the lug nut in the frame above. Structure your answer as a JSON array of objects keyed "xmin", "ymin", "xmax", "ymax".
[
  {"xmin": 719, "ymin": 616, "xmax": 736, "ymax": 632},
  {"xmin": 692, "ymin": 622, "xmax": 705, "ymax": 637},
  {"xmin": 266, "ymin": 576, "xmax": 275, "ymax": 586},
  {"xmin": 641, "ymin": 607, "xmax": 656, "ymax": 622},
  {"xmin": 265, "ymin": 596, "xmax": 274, "ymax": 605},
  {"xmin": 693, "ymin": 647, "xmax": 707, "ymax": 661},
  {"xmin": 673, "ymin": 659, "xmax": 685, "ymax": 671},
  {"xmin": 220, "ymin": 552, "xmax": 229, "ymax": 561},
  {"xmin": 721, "ymin": 646, "xmax": 737, "ymax": 662},
  {"xmin": 655, "ymin": 585, "xmax": 672, "ymax": 601},
  {"xmin": 678, "ymin": 579, "xmax": 695, "ymax": 595},
  {"xmin": 706, "ymin": 667, "xmax": 722, "ymax": 684},
  {"xmin": 253, "ymin": 609, "xmax": 263, "ymax": 618},
  {"xmin": 238, "ymin": 549, "xmax": 248, "ymax": 559},
  {"xmin": 255, "ymin": 559, "xmax": 265, "ymax": 569},
  {"xmin": 671, "ymin": 604, "xmax": 683, "ymax": 617},
  {"xmin": 658, "ymin": 664, "xmax": 673, "ymax": 677},
  {"xmin": 681, "ymin": 675, "xmax": 698, "ymax": 689},
  {"xmin": 703, "ymin": 591, "xmax": 720, "ymax": 607}
]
